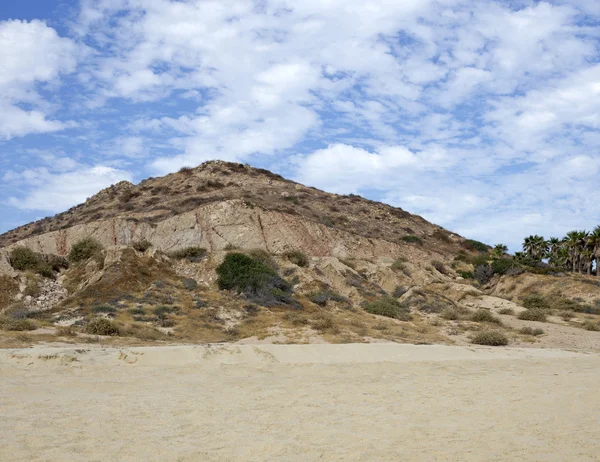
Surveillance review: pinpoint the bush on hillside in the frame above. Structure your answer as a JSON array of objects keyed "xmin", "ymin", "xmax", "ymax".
[
  {"xmin": 168, "ymin": 247, "xmax": 206, "ymax": 262},
  {"xmin": 471, "ymin": 331, "xmax": 509, "ymax": 346},
  {"xmin": 462, "ymin": 239, "xmax": 489, "ymax": 253},
  {"xmin": 9, "ymin": 247, "xmax": 41, "ymax": 271},
  {"xmin": 470, "ymin": 309, "xmax": 501, "ymax": 324},
  {"xmin": 517, "ymin": 309, "xmax": 547, "ymax": 322},
  {"xmin": 520, "ymin": 326, "xmax": 544, "ymax": 336},
  {"xmin": 308, "ymin": 290, "xmax": 350, "ymax": 308},
  {"xmin": 9, "ymin": 247, "xmax": 59, "ymax": 278},
  {"xmin": 0, "ymin": 316, "xmax": 36, "ymax": 331},
  {"xmin": 69, "ymin": 238, "xmax": 104, "ymax": 263},
  {"xmin": 85, "ymin": 318, "xmax": 121, "ymax": 336},
  {"xmin": 402, "ymin": 235, "xmax": 423, "ymax": 245},
  {"xmin": 521, "ymin": 294, "xmax": 550, "ymax": 310},
  {"xmin": 283, "ymin": 250, "xmax": 309, "ymax": 268},
  {"xmin": 363, "ymin": 296, "xmax": 411, "ymax": 321},
  {"xmin": 217, "ymin": 252, "xmax": 296, "ymax": 307},
  {"xmin": 132, "ymin": 240, "xmax": 152, "ymax": 252}
]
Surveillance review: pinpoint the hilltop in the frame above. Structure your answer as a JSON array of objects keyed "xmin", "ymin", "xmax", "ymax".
[{"xmin": 0, "ymin": 160, "xmax": 599, "ymax": 349}]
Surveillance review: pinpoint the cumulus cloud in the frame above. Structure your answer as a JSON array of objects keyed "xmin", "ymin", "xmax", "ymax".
[
  {"xmin": 7, "ymin": 166, "xmax": 132, "ymax": 213},
  {"xmin": 2, "ymin": 0, "xmax": 600, "ymax": 250},
  {"xmin": 0, "ymin": 19, "xmax": 78, "ymax": 139}
]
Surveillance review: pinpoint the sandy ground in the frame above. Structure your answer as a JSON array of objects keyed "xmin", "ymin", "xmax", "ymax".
[{"xmin": 1, "ymin": 344, "xmax": 600, "ymax": 462}]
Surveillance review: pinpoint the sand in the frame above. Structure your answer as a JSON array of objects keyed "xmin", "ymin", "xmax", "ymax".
[{"xmin": 1, "ymin": 344, "xmax": 599, "ymax": 461}]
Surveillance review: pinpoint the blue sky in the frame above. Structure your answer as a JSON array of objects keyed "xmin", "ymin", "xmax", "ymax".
[{"xmin": 1, "ymin": 0, "xmax": 599, "ymax": 251}]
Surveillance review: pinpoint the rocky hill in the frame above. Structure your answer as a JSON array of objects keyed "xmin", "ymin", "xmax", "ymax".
[{"xmin": 0, "ymin": 160, "xmax": 599, "ymax": 350}]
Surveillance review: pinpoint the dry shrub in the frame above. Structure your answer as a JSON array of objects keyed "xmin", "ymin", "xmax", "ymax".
[
  {"xmin": 471, "ymin": 331, "xmax": 509, "ymax": 346},
  {"xmin": 85, "ymin": 318, "xmax": 121, "ymax": 336},
  {"xmin": 470, "ymin": 309, "xmax": 502, "ymax": 324},
  {"xmin": 0, "ymin": 316, "xmax": 36, "ymax": 331},
  {"xmin": 517, "ymin": 309, "xmax": 547, "ymax": 322},
  {"xmin": 498, "ymin": 308, "xmax": 514, "ymax": 315},
  {"xmin": 520, "ymin": 326, "xmax": 544, "ymax": 336},
  {"xmin": 582, "ymin": 320, "xmax": 600, "ymax": 331}
]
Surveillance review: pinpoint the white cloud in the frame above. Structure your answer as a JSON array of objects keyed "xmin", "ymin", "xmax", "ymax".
[
  {"xmin": 7, "ymin": 166, "xmax": 132, "ymax": 213},
  {"xmin": 0, "ymin": 19, "xmax": 78, "ymax": 139},
  {"xmin": 3, "ymin": 0, "xmax": 600, "ymax": 251}
]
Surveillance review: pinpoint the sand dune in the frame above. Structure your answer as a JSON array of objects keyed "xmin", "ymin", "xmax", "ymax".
[{"xmin": 1, "ymin": 344, "xmax": 599, "ymax": 461}]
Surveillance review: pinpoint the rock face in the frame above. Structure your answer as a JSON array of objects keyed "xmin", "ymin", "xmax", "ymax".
[{"xmin": 5, "ymin": 200, "xmax": 440, "ymax": 264}]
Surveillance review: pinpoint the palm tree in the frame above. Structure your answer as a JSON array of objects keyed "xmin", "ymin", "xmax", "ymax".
[
  {"xmin": 564, "ymin": 230, "xmax": 588, "ymax": 273},
  {"xmin": 523, "ymin": 235, "xmax": 547, "ymax": 261},
  {"xmin": 491, "ymin": 244, "xmax": 508, "ymax": 259},
  {"xmin": 547, "ymin": 237, "xmax": 560, "ymax": 259},
  {"xmin": 588, "ymin": 226, "xmax": 600, "ymax": 276}
]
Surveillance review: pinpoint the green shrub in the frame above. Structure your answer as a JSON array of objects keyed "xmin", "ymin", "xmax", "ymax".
[
  {"xmin": 246, "ymin": 249, "xmax": 279, "ymax": 271},
  {"xmin": 521, "ymin": 294, "xmax": 550, "ymax": 310},
  {"xmin": 471, "ymin": 331, "xmax": 509, "ymax": 346},
  {"xmin": 0, "ymin": 316, "xmax": 36, "ymax": 331},
  {"xmin": 392, "ymin": 285, "xmax": 407, "ymax": 298},
  {"xmin": 491, "ymin": 258, "xmax": 519, "ymax": 275},
  {"xmin": 470, "ymin": 309, "xmax": 501, "ymax": 324},
  {"xmin": 402, "ymin": 235, "xmax": 423, "ymax": 245},
  {"xmin": 457, "ymin": 270, "xmax": 474, "ymax": 279},
  {"xmin": 132, "ymin": 240, "xmax": 152, "ymax": 252},
  {"xmin": 85, "ymin": 318, "xmax": 121, "ymax": 336},
  {"xmin": 520, "ymin": 326, "xmax": 544, "ymax": 336},
  {"xmin": 363, "ymin": 296, "xmax": 411, "ymax": 321},
  {"xmin": 69, "ymin": 238, "xmax": 104, "ymax": 263},
  {"xmin": 216, "ymin": 253, "xmax": 295, "ymax": 307},
  {"xmin": 517, "ymin": 309, "xmax": 547, "ymax": 322},
  {"xmin": 308, "ymin": 290, "xmax": 349, "ymax": 307},
  {"xmin": 9, "ymin": 247, "xmax": 40, "ymax": 271},
  {"xmin": 168, "ymin": 246, "xmax": 206, "ymax": 262},
  {"xmin": 283, "ymin": 250, "xmax": 309, "ymax": 267},
  {"xmin": 9, "ymin": 247, "xmax": 60, "ymax": 278},
  {"xmin": 462, "ymin": 239, "xmax": 489, "ymax": 253}
]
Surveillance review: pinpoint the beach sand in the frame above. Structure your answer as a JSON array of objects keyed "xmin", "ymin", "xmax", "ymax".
[{"xmin": 1, "ymin": 343, "xmax": 599, "ymax": 461}]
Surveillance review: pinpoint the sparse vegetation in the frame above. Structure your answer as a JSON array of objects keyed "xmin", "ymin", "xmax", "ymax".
[
  {"xmin": 457, "ymin": 270, "xmax": 474, "ymax": 279},
  {"xmin": 462, "ymin": 239, "xmax": 489, "ymax": 253},
  {"xmin": 471, "ymin": 331, "xmax": 509, "ymax": 346},
  {"xmin": 363, "ymin": 296, "xmax": 411, "ymax": 321},
  {"xmin": 85, "ymin": 318, "xmax": 121, "ymax": 336},
  {"xmin": 498, "ymin": 308, "xmax": 514, "ymax": 315},
  {"xmin": 69, "ymin": 238, "xmax": 104, "ymax": 263},
  {"xmin": 132, "ymin": 240, "xmax": 152, "ymax": 252},
  {"xmin": 432, "ymin": 260, "xmax": 448, "ymax": 275},
  {"xmin": 283, "ymin": 250, "xmax": 309, "ymax": 267},
  {"xmin": 0, "ymin": 316, "xmax": 36, "ymax": 331},
  {"xmin": 520, "ymin": 326, "xmax": 544, "ymax": 336},
  {"xmin": 582, "ymin": 320, "xmax": 600, "ymax": 331},
  {"xmin": 402, "ymin": 235, "xmax": 423, "ymax": 245},
  {"xmin": 470, "ymin": 309, "xmax": 501, "ymax": 324},
  {"xmin": 168, "ymin": 247, "xmax": 207, "ymax": 262},
  {"xmin": 392, "ymin": 285, "xmax": 407, "ymax": 298},
  {"xmin": 308, "ymin": 290, "xmax": 349, "ymax": 307},
  {"xmin": 517, "ymin": 309, "xmax": 547, "ymax": 322}
]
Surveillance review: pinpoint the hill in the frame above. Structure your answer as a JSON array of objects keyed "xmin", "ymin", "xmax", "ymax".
[{"xmin": 0, "ymin": 160, "xmax": 599, "ymax": 350}]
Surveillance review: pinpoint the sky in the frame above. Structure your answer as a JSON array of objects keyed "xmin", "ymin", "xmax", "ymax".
[{"xmin": 1, "ymin": 0, "xmax": 599, "ymax": 251}]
